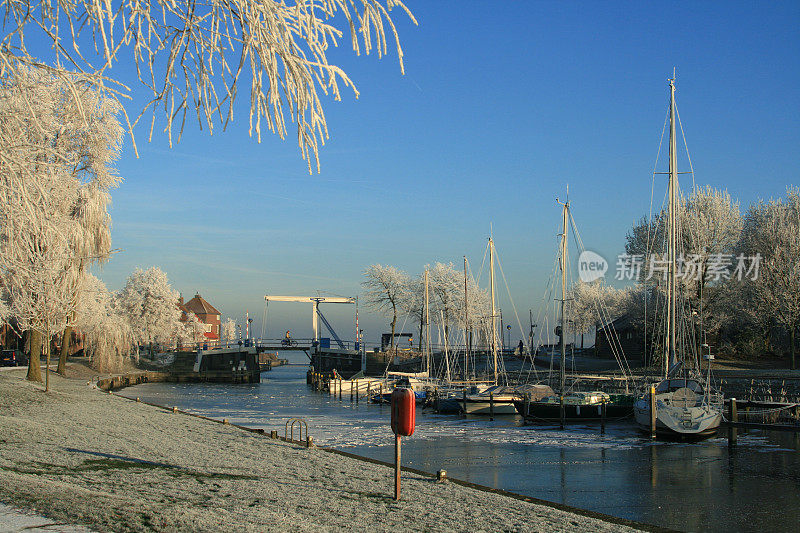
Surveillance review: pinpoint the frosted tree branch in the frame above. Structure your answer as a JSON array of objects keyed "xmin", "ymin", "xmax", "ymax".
[{"xmin": 1, "ymin": 0, "xmax": 417, "ymax": 172}]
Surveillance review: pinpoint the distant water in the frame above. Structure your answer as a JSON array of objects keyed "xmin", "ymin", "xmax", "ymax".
[{"xmin": 120, "ymin": 364, "xmax": 800, "ymax": 532}]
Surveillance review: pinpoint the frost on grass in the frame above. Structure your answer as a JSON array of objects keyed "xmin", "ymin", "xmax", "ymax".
[{"xmin": 0, "ymin": 370, "xmax": 641, "ymax": 533}]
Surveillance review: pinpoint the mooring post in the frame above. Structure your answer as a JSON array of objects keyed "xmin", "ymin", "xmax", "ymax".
[
  {"xmin": 523, "ymin": 392, "xmax": 530, "ymax": 424},
  {"xmin": 601, "ymin": 401, "xmax": 607, "ymax": 434},
  {"xmin": 462, "ymin": 389, "xmax": 467, "ymax": 417},
  {"xmin": 489, "ymin": 392, "xmax": 495, "ymax": 421},
  {"xmin": 729, "ymin": 397, "xmax": 738, "ymax": 447},
  {"xmin": 356, "ymin": 382, "xmax": 360, "ymax": 404},
  {"xmin": 367, "ymin": 382, "xmax": 371, "ymax": 402},
  {"xmin": 394, "ymin": 434, "xmax": 401, "ymax": 500},
  {"xmin": 649, "ymin": 384, "xmax": 657, "ymax": 439},
  {"xmin": 390, "ymin": 389, "xmax": 415, "ymax": 502},
  {"xmin": 306, "ymin": 435, "xmax": 313, "ymax": 448}
]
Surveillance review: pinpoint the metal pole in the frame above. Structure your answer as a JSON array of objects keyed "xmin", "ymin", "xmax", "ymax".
[
  {"xmin": 464, "ymin": 256, "xmax": 469, "ymax": 381},
  {"xmin": 394, "ymin": 435, "xmax": 402, "ymax": 500},
  {"xmin": 312, "ymin": 300, "xmax": 319, "ymax": 343},
  {"xmin": 424, "ymin": 269, "xmax": 430, "ymax": 378},
  {"xmin": 667, "ymin": 75, "xmax": 678, "ymax": 377},
  {"xmin": 559, "ymin": 197, "xmax": 569, "ymax": 430},
  {"xmin": 489, "ymin": 236, "xmax": 497, "ymax": 384}
]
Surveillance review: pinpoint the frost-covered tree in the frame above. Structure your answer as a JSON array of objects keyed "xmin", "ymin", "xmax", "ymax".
[
  {"xmin": 1, "ymin": 0, "xmax": 416, "ymax": 172},
  {"xmin": 222, "ymin": 318, "xmax": 237, "ymax": 347},
  {"xmin": 681, "ymin": 187, "xmax": 743, "ymax": 340},
  {"xmin": 362, "ymin": 264, "xmax": 409, "ymax": 349},
  {"xmin": 180, "ymin": 312, "xmax": 206, "ymax": 346},
  {"xmin": 427, "ymin": 262, "xmax": 461, "ymax": 340},
  {"xmin": 75, "ymin": 274, "xmax": 134, "ymax": 373},
  {"xmin": 402, "ymin": 275, "xmax": 427, "ymax": 351},
  {"xmin": 0, "ymin": 65, "xmax": 122, "ymax": 384},
  {"xmin": 625, "ymin": 187, "xmax": 741, "ymax": 279},
  {"xmin": 116, "ymin": 267, "xmax": 183, "ymax": 353},
  {"xmin": 567, "ymin": 281, "xmax": 625, "ymax": 348},
  {"xmin": 737, "ymin": 187, "xmax": 800, "ymax": 368},
  {"xmin": 403, "ymin": 264, "xmax": 489, "ymax": 349},
  {"xmin": 625, "ymin": 213, "xmax": 667, "ymax": 259},
  {"xmin": 623, "ymin": 186, "xmax": 744, "ymax": 356}
]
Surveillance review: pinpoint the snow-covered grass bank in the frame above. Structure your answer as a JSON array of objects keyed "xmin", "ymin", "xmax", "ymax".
[{"xmin": 0, "ymin": 368, "xmax": 643, "ymax": 532}]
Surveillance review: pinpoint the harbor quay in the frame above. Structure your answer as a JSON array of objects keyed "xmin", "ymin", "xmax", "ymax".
[{"xmin": 0, "ymin": 367, "xmax": 648, "ymax": 533}]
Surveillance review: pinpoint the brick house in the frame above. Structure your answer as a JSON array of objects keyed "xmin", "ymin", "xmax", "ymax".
[{"xmin": 179, "ymin": 293, "xmax": 221, "ymax": 341}]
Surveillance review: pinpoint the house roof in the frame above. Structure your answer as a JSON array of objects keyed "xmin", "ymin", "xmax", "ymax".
[
  {"xmin": 183, "ymin": 293, "xmax": 221, "ymax": 316},
  {"xmin": 598, "ymin": 313, "xmax": 635, "ymax": 331}
]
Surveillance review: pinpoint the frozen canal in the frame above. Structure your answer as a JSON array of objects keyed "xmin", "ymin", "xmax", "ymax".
[{"xmin": 121, "ymin": 364, "xmax": 800, "ymax": 532}]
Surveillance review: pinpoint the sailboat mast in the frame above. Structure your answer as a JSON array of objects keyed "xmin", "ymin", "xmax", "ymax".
[
  {"xmin": 424, "ymin": 268, "xmax": 431, "ymax": 377},
  {"xmin": 489, "ymin": 236, "xmax": 498, "ymax": 384},
  {"xmin": 559, "ymin": 198, "xmax": 569, "ymax": 411},
  {"xmin": 667, "ymin": 75, "xmax": 678, "ymax": 377},
  {"xmin": 464, "ymin": 256, "xmax": 469, "ymax": 381}
]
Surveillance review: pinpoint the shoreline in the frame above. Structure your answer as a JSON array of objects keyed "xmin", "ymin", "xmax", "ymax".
[{"xmin": 1, "ymin": 367, "xmax": 658, "ymax": 532}]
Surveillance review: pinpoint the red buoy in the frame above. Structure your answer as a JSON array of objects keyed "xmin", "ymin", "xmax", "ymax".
[{"xmin": 390, "ymin": 388, "xmax": 416, "ymax": 436}]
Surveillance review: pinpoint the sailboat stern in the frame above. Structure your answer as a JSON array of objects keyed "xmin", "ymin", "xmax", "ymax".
[{"xmin": 634, "ymin": 389, "xmax": 723, "ymax": 438}]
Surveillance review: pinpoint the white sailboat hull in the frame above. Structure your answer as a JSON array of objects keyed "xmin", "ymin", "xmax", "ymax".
[
  {"xmin": 327, "ymin": 377, "xmax": 388, "ymax": 395},
  {"xmin": 634, "ymin": 396, "xmax": 722, "ymax": 437},
  {"xmin": 463, "ymin": 394, "xmax": 519, "ymax": 415}
]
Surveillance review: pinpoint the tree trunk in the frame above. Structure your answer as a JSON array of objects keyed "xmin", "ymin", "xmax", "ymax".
[
  {"xmin": 790, "ymin": 325, "xmax": 796, "ymax": 371},
  {"xmin": 57, "ymin": 325, "xmax": 72, "ymax": 375},
  {"xmin": 26, "ymin": 330, "xmax": 42, "ymax": 382},
  {"xmin": 390, "ymin": 304, "xmax": 397, "ymax": 349}
]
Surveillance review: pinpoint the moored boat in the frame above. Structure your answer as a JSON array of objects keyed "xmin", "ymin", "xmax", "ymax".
[
  {"xmin": 631, "ymin": 74, "xmax": 723, "ymax": 439},
  {"xmin": 462, "ymin": 384, "xmax": 520, "ymax": 415},
  {"xmin": 633, "ymin": 377, "xmax": 722, "ymax": 437},
  {"xmin": 515, "ymin": 391, "xmax": 634, "ymax": 422}
]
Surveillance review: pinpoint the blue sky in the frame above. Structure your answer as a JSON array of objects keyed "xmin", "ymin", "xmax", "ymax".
[{"xmin": 75, "ymin": 1, "xmax": 799, "ymax": 344}]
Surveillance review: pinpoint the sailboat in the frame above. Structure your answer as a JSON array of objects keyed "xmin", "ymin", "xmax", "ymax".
[
  {"xmin": 632, "ymin": 75, "xmax": 723, "ymax": 438},
  {"xmin": 462, "ymin": 235, "xmax": 523, "ymax": 415},
  {"xmin": 514, "ymin": 195, "xmax": 633, "ymax": 425}
]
